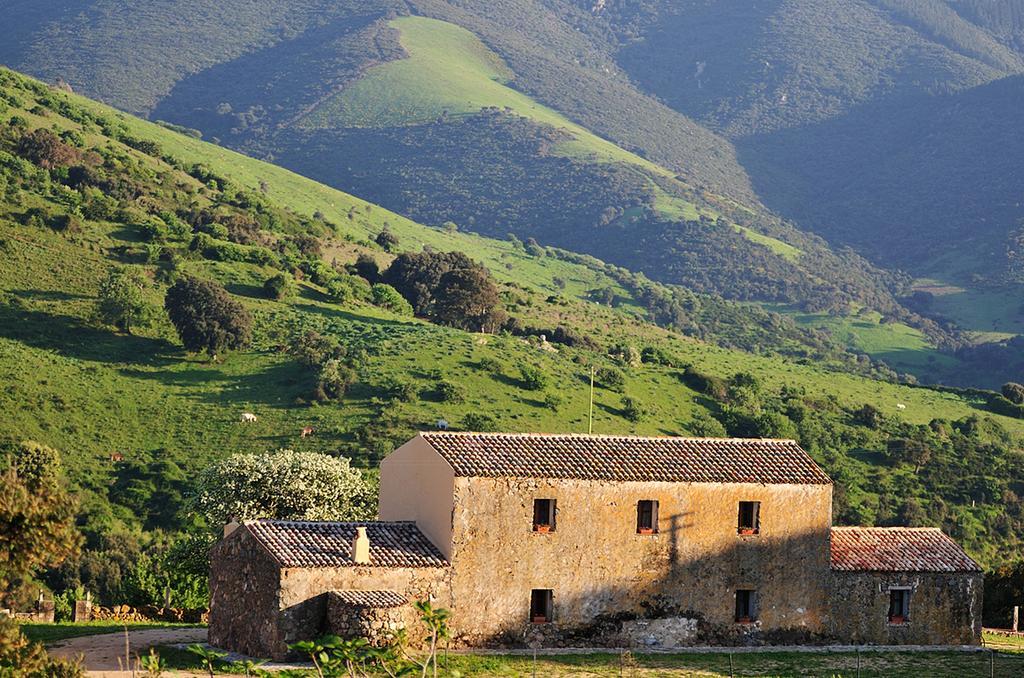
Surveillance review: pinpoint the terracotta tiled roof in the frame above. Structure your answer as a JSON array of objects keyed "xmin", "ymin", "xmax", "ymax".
[
  {"xmin": 830, "ymin": 527, "xmax": 981, "ymax": 572},
  {"xmin": 245, "ymin": 520, "xmax": 448, "ymax": 569},
  {"xmin": 330, "ymin": 590, "xmax": 408, "ymax": 608},
  {"xmin": 420, "ymin": 432, "xmax": 831, "ymax": 485}
]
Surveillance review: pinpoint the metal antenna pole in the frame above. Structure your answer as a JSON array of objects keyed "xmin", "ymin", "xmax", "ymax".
[{"xmin": 588, "ymin": 365, "xmax": 595, "ymax": 434}]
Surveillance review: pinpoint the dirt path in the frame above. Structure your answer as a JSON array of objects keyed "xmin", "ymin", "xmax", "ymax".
[{"xmin": 47, "ymin": 626, "xmax": 208, "ymax": 676}]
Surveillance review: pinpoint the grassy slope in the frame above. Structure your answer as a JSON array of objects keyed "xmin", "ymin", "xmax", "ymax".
[
  {"xmin": 3, "ymin": 69, "xmax": 1024, "ymax": 567},
  {"xmin": 1, "ymin": 70, "xmax": 1017, "ymax": 444},
  {"xmin": 301, "ymin": 16, "xmax": 795, "ymax": 255}
]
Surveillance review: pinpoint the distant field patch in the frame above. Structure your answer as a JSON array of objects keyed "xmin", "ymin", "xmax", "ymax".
[{"xmin": 301, "ymin": 17, "xmax": 676, "ymax": 174}]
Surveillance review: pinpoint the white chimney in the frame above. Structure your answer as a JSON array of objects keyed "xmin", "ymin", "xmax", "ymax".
[
  {"xmin": 352, "ymin": 526, "xmax": 371, "ymax": 565},
  {"xmin": 223, "ymin": 519, "xmax": 240, "ymax": 539}
]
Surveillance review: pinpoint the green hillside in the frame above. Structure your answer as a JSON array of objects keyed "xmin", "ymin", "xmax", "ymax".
[
  {"xmin": 11, "ymin": 1, "xmax": 1011, "ymax": 386},
  {"xmin": 2, "ymin": 65, "xmax": 1024, "ymax": 600}
]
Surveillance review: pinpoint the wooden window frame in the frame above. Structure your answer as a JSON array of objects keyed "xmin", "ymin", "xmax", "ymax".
[
  {"xmin": 636, "ymin": 500, "xmax": 659, "ymax": 534},
  {"xmin": 533, "ymin": 498, "xmax": 556, "ymax": 532},
  {"xmin": 738, "ymin": 501, "xmax": 761, "ymax": 535},
  {"xmin": 888, "ymin": 587, "xmax": 911, "ymax": 624}
]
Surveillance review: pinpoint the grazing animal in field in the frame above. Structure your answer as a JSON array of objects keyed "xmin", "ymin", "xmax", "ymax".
[
  {"xmin": 109, "ymin": 452, "xmax": 124, "ymax": 462},
  {"xmin": 301, "ymin": 426, "xmax": 315, "ymax": 438},
  {"xmin": 436, "ymin": 419, "xmax": 449, "ymax": 430},
  {"xmin": 896, "ymin": 403, "xmax": 906, "ymax": 410},
  {"xmin": 240, "ymin": 412, "xmax": 258, "ymax": 423}
]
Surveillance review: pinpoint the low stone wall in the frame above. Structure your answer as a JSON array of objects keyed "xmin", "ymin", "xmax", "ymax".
[{"xmin": 326, "ymin": 595, "xmax": 411, "ymax": 647}]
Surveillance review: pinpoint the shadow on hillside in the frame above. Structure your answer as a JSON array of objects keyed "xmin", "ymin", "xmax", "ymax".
[
  {"xmin": 122, "ymin": 355, "xmax": 308, "ymax": 407},
  {"xmin": 224, "ymin": 282, "xmax": 267, "ymax": 299},
  {"xmin": 152, "ymin": 13, "xmax": 396, "ymax": 139},
  {"xmin": 12, "ymin": 289, "xmax": 92, "ymax": 302},
  {"xmin": 0, "ymin": 297, "xmax": 177, "ymax": 366}
]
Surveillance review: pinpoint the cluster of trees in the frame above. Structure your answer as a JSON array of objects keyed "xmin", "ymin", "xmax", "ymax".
[{"xmin": 380, "ymin": 249, "xmax": 506, "ymax": 332}]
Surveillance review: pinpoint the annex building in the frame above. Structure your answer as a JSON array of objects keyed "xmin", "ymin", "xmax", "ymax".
[{"xmin": 209, "ymin": 432, "xmax": 982, "ymax": 659}]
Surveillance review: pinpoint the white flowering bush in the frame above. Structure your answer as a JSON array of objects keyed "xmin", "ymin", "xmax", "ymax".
[{"xmin": 192, "ymin": 450, "xmax": 376, "ymax": 526}]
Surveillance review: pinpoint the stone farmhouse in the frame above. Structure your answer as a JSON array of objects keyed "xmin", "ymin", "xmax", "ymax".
[{"xmin": 209, "ymin": 432, "xmax": 982, "ymax": 659}]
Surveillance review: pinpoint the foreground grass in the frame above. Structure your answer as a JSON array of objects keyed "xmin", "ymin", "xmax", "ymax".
[
  {"xmin": 155, "ymin": 647, "xmax": 1024, "ymax": 677},
  {"xmin": 984, "ymin": 630, "xmax": 1024, "ymax": 653},
  {"xmin": 19, "ymin": 621, "xmax": 199, "ymax": 644}
]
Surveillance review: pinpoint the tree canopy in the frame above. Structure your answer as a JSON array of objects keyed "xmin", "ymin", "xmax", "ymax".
[
  {"xmin": 95, "ymin": 265, "xmax": 150, "ymax": 333},
  {"xmin": 191, "ymin": 450, "xmax": 376, "ymax": 526},
  {"xmin": 383, "ymin": 249, "xmax": 505, "ymax": 331},
  {"xmin": 0, "ymin": 442, "xmax": 80, "ymax": 608},
  {"xmin": 164, "ymin": 276, "xmax": 252, "ymax": 357}
]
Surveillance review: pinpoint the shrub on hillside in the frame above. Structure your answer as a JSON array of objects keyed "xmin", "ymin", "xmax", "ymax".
[
  {"xmin": 375, "ymin": 228, "xmax": 399, "ymax": 252},
  {"xmin": 380, "ymin": 377, "xmax": 417, "ymax": 403},
  {"xmin": 519, "ymin": 364, "xmax": 549, "ymax": 391},
  {"xmin": 621, "ymin": 396, "xmax": 648, "ymax": 422},
  {"xmin": 463, "ymin": 412, "xmax": 497, "ymax": 431},
  {"xmin": 383, "ymin": 250, "xmax": 505, "ymax": 330},
  {"xmin": 680, "ymin": 366, "xmax": 728, "ymax": 400},
  {"xmin": 594, "ymin": 366, "xmax": 626, "ymax": 392},
  {"xmin": 436, "ymin": 379, "xmax": 465, "ymax": 403},
  {"xmin": 371, "ymin": 283, "xmax": 413, "ymax": 316},
  {"xmin": 289, "ymin": 330, "xmax": 345, "ymax": 368},
  {"xmin": 433, "ymin": 266, "xmax": 506, "ymax": 332},
  {"xmin": 987, "ymin": 394, "xmax": 1024, "ymax": 419},
  {"xmin": 263, "ymin": 272, "xmax": 296, "ymax": 300},
  {"xmin": 326, "ymin": 275, "xmax": 371, "ymax": 305},
  {"xmin": 314, "ymin": 359, "xmax": 357, "ymax": 402},
  {"xmin": 15, "ymin": 128, "xmax": 80, "ymax": 169},
  {"xmin": 164, "ymin": 276, "xmax": 252, "ymax": 358},
  {"xmin": 354, "ymin": 253, "xmax": 380, "ymax": 282},
  {"xmin": 543, "ymin": 391, "xmax": 563, "ymax": 411}
]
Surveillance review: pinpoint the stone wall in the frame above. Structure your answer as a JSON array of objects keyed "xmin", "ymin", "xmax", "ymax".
[
  {"xmin": 829, "ymin": 570, "xmax": 983, "ymax": 645},
  {"xmin": 277, "ymin": 566, "xmax": 451, "ymax": 658},
  {"xmin": 208, "ymin": 529, "xmax": 282, "ymax": 659},
  {"xmin": 326, "ymin": 595, "xmax": 413, "ymax": 646},
  {"xmin": 446, "ymin": 477, "xmax": 833, "ymax": 646}
]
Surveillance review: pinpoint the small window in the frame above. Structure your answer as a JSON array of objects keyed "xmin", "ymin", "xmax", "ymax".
[
  {"xmin": 738, "ymin": 501, "xmax": 760, "ymax": 535},
  {"xmin": 735, "ymin": 589, "xmax": 756, "ymax": 623},
  {"xmin": 888, "ymin": 589, "xmax": 911, "ymax": 624},
  {"xmin": 637, "ymin": 500, "xmax": 659, "ymax": 534},
  {"xmin": 530, "ymin": 589, "xmax": 553, "ymax": 623},
  {"xmin": 533, "ymin": 498, "xmax": 556, "ymax": 532}
]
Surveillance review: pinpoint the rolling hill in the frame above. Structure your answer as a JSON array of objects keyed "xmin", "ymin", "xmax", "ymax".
[
  {"xmin": 1, "ymin": 2, "xmax": 930, "ymax": 317},
  {"xmin": 8, "ymin": 0, "xmax": 1024, "ymax": 391},
  {"xmin": 1, "ymin": 67, "xmax": 1024, "ymax": 580}
]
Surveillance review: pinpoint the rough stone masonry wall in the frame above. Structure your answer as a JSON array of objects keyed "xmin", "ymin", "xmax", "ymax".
[
  {"xmin": 208, "ymin": 530, "xmax": 282, "ymax": 659},
  {"xmin": 830, "ymin": 571, "xmax": 983, "ymax": 645},
  {"xmin": 326, "ymin": 597, "xmax": 414, "ymax": 646},
  {"xmin": 448, "ymin": 477, "xmax": 833, "ymax": 647},
  {"xmin": 277, "ymin": 565, "xmax": 451, "ymax": 657}
]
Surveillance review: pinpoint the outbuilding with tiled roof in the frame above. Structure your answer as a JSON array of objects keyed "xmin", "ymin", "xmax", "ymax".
[
  {"xmin": 209, "ymin": 518, "xmax": 450, "ymax": 660},
  {"xmin": 829, "ymin": 527, "xmax": 983, "ymax": 645}
]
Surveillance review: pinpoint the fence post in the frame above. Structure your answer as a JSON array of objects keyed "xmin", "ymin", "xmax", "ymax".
[{"xmin": 1014, "ymin": 605, "xmax": 1019, "ymax": 633}]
